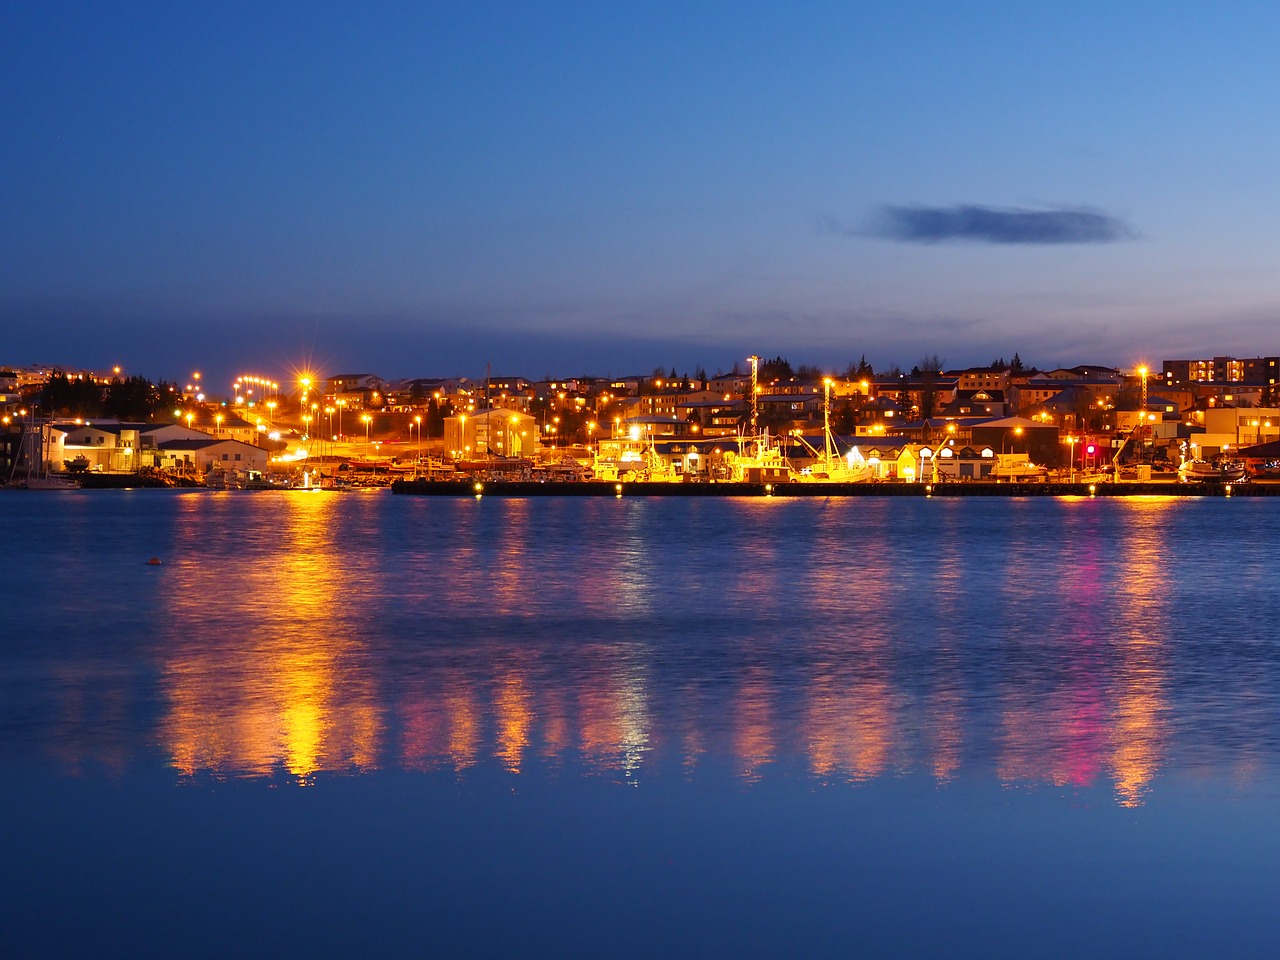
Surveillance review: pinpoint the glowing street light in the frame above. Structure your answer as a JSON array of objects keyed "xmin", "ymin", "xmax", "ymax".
[
  {"xmin": 931, "ymin": 422, "xmax": 957, "ymax": 484},
  {"xmin": 299, "ymin": 374, "xmax": 313, "ymax": 421},
  {"xmin": 362, "ymin": 413, "xmax": 372, "ymax": 445},
  {"xmin": 1001, "ymin": 426, "xmax": 1024, "ymax": 481}
]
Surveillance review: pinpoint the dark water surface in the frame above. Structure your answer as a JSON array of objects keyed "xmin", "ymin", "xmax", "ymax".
[{"xmin": 2, "ymin": 491, "xmax": 1278, "ymax": 958}]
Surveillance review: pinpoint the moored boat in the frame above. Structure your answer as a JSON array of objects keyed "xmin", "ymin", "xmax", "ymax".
[
  {"xmin": 22, "ymin": 475, "xmax": 81, "ymax": 490},
  {"xmin": 1179, "ymin": 459, "xmax": 1246, "ymax": 482}
]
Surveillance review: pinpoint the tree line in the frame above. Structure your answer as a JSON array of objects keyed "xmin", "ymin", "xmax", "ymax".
[{"xmin": 38, "ymin": 373, "xmax": 179, "ymax": 421}]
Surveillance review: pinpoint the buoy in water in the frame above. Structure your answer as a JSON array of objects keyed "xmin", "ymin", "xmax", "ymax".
[{"xmin": 147, "ymin": 557, "xmax": 163, "ymax": 566}]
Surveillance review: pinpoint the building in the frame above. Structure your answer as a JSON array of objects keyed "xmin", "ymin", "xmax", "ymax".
[
  {"xmin": 677, "ymin": 398, "xmax": 745, "ymax": 437},
  {"xmin": 952, "ymin": 367, "xmax": 1009, "ymax": 392},
  {"xmin": 48, "ymin": 420, "xmax": 243, "ymax": 473},
  {"xmin": 969, "ymin": 416, "xmax": 1060, "ymax": 468},
  {"xmin": 1162, "ymin": 357, "xmax": 1280, "ymax": 387},
  {"xmin": 443, "ymin": 409, "xmax": 537, "ymax": 459},
  {"xmin": 155, "ymin": 438, "xmax": 269, "ymax": 475}
]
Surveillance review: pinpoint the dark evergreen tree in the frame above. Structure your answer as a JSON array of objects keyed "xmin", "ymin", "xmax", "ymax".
[
  {"xmin": 104, "ymin": 376, "xmax": 164, "ymax": 421},
  {"xmin": 758, "ymin": 356, "xmax": 793, "ymax": 381},
  {"xmin": 41, "ymin": 373, "xmax": 103, "ymax": 417},
  {"xmin": 832, "ymin": 399, "xmax": 857, "ymax": 434}
]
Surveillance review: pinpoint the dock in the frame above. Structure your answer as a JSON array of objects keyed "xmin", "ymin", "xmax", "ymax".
[{"xmin": 391, "ymin": 478, "xmax": 1275, "ymax": 497}]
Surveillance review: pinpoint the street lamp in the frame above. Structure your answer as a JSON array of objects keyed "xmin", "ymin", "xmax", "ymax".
[
  {"xmin": 413, "ymin": 414, "xmax": 423, "ymax": 472},
  {"xmin": 362, "ymin": 413, "xmax": 372, "ymax": 445}
]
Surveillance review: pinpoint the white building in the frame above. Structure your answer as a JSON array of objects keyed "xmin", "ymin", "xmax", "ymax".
[{"xmin": 155, "ymin": 438, "xmax": 268, "ymax": 475}]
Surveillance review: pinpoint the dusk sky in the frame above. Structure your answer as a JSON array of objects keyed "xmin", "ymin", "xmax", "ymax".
[{"xmin": 5, "ymin": 1, "xmax": 1280, "ymax": 388}]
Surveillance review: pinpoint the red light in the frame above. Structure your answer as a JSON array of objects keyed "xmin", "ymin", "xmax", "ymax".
[{"xmin": 1086, "ymin": 444, "xmax": 1096, "ymax": 455}]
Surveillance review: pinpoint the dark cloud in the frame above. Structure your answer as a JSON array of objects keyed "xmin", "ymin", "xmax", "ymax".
[{"xmin": 826, "ymin": 204, "xmax": 1135, "ymax": 245}]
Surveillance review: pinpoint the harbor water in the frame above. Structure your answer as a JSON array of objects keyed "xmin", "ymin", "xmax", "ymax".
[{"xmin": 3, "ymin": 490, "xmax": 1279, "ymax": 957}]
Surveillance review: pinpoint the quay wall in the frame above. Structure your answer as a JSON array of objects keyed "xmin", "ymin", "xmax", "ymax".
[{"xmin": 391, "ymin": 479, "xmax": 1274, "ymax": 498}]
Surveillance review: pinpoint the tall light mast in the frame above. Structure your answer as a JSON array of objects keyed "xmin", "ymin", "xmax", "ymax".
[
  {"xmin": 748, "ymin": 355, "xmax": 760, "ymax": 440},
  {"xmin": 1138, "ymin": 365, "xmax": 1149, "ymax": 462}
]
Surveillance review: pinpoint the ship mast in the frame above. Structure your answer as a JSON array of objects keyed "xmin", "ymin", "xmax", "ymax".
[
  {"xmin": 748, "ymin": 355, "xmax": 759, "ymax": 443},
  {"xmin": 823, "ymin": 377, "xmax": 834, "ymax": 471}
]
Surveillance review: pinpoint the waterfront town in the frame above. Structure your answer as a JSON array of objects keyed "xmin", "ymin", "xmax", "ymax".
[{"xmin": 2, "ymin": 353, "xmax": 1279, "ymax": 488}]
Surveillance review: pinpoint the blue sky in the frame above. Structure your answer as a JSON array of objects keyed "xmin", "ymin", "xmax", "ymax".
[{"xmin": 4, "ymin": 1, "xmax": 1280, "ymax": 387}]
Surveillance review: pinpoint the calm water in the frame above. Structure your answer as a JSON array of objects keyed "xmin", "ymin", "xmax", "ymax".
[{"xmin": 3, "ymin": 490, "xmax": 1279, "ymax": 958}]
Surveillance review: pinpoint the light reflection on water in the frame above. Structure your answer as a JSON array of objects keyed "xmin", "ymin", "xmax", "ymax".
[{"xmin": 4, "ymin": 491, "xmax": 1280, "ymax": 805}]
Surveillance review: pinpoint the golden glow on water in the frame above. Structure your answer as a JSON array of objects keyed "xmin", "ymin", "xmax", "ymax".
[
  {"xmin": 495, "ymin": 672, "xmax": 532, "ymax": 774},
  {"xmin": 62, "ymin": 495, "xmax": 1216, "ymax": 805},
  {"xmin": 1107, "ymin": 499, "xmax": 1170, "ymax": 808},
  {"xmin": 806, "ymin": 670, "xmax": 895, "ymax": 782},
  {"xmin": 445, "ymin": 688, "xmax": 482, "ymax": 771},
  {"xmin": 734, "ymin": 666, "xmax": 775, "ymax": 782},
  {"xmin": 159, "ymin": 494, "xmax": 381, "ymax": 780},
  {"xmin": 994, "ymin": 498, "xmax": 1174, "ymax": 805}
]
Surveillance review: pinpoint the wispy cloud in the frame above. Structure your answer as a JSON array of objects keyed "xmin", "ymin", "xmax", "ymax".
[{"xmin": 823, "ymin": 204, "xmax": 1136, "ymax": 245}]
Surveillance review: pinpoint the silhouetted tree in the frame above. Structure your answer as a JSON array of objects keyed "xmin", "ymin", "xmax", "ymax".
[
  {"xmin": 917, "ymin": 355, "xmax": 945, "ymax": 420},
  {"xmin": 41, "ymin": 373, "xmax": 103, "ymax": 417},
  {"xmin": 104, "ymin": 376, "xmax": 165, "ymax": 421},
  {"xmin": 832, "ymin": 399, "xmax": 857, "ymax": 434},
  {"xmin": 759, "ymin": 356, "xmax": 793, "ymax": 381}
]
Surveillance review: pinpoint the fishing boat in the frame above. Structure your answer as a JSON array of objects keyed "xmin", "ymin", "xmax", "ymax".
[
  {"xmin": 722, "ymin": 429, "xmax": 793, "ymax": 483},
  {"xmin": 795, "ymin": 378, "xmax": 877, "ymax": 483},
  {"xmin": 1179, "ymin": 459, "xmax": 1246, "ymax": 483}
]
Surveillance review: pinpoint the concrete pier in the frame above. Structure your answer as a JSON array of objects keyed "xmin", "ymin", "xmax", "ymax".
[{"xmin": 391, "ymin": 478, "xmax": 1275, "ymax": 497}]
